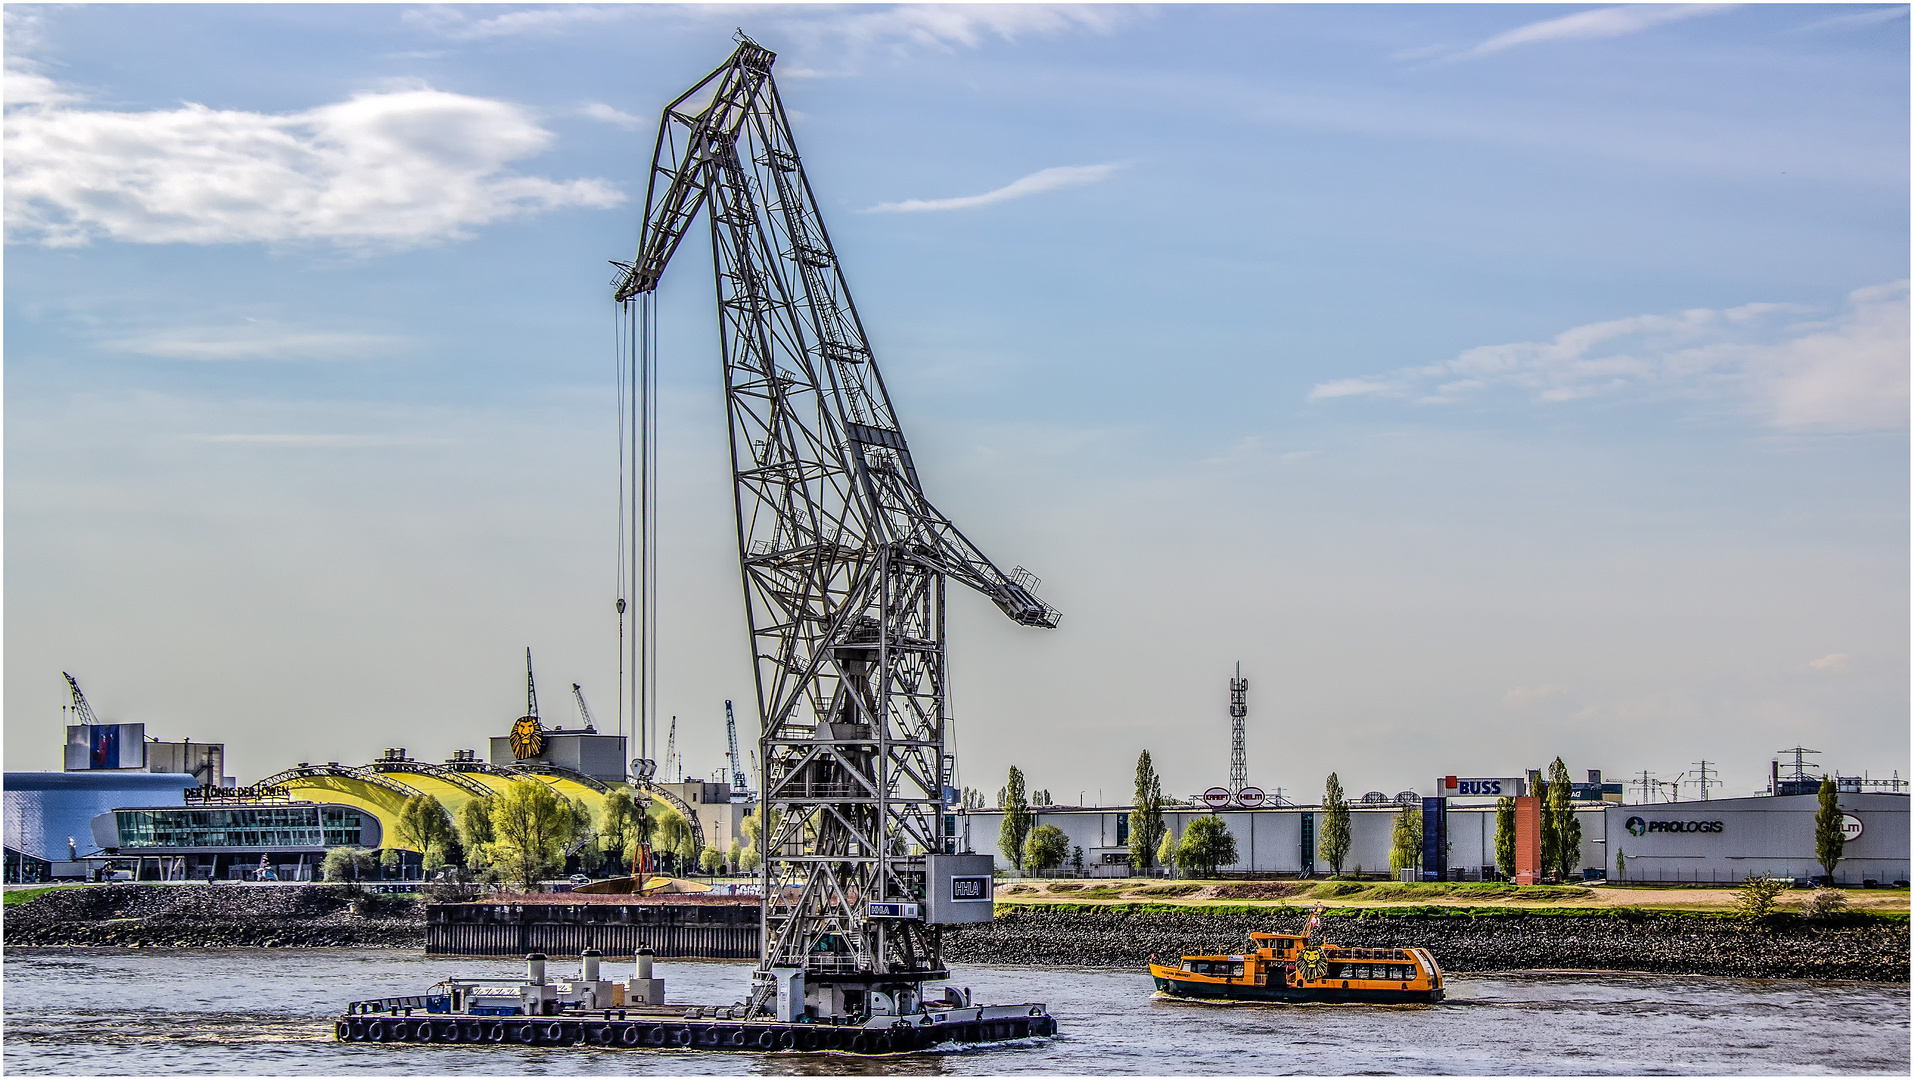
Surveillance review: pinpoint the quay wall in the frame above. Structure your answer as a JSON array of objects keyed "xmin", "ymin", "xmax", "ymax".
[{"xmin": 942, "ymin": 905, "xmax": 1910, "ymax": 982}]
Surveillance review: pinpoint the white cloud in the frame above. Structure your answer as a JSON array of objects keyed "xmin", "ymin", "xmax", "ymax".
[
  {"xmin": 1504, "ymin": 684, "xmax": 1569, "ymax": 706},
  {"xmin": 818, "ymin": 4, "xmax": 1132, "ymax": 51},
  {"xmin": 1307, "ymin": 378, "xmax": 1394, "ymax": 402},
  {"xmin": 182, "ymin": 434, "xmax": 454, "ymax": 448},
  {"xmin": 1445, "ymin": 4, "xmax": 1735, "ymax": 62},
  {"xmin": 1309, "ymin": 283, "xmax": 1909, "ymax": 432},
  {"xmin": 1807, "ymin": 653, "xmax": 1851, "ymax": 673},
  {"xmin": 1794, "ymin": 6, "xmax": 1909, "ymax": 33},
  {"xmin": 6, "ymin": 82, "xmax": 624, "ymax": 248},
  {"xmin": 580, "ymin": 102, "xmax": 647, "ymax": 131},
  {"xmin": 867, "ymin": 163, "xmax": 1122, "ymax": 213},
  {"xmin": 108, "ymin": 322, "xmax": 408, "ymax": 362},
  {"xmin": 401, "ymin": 5, "xmax": 633, "ymax": 42}
]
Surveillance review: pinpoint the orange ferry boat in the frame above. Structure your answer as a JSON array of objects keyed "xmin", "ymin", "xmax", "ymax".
[{"xmin": 1148, "ymin": 927, "xmax": 1444, "ymax": 1005}]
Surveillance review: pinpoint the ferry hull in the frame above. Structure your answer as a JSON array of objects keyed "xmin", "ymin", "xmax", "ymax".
[
  {"xmin": 1152, "ymin": 974, "xmax": 1441, "ymax": 1005},
  {"xmin": 332, "ymin": 1011, "xmax": 1056, "ymax": 1054}
]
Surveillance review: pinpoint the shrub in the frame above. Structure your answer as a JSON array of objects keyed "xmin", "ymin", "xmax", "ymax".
[
  {"xmin": 1801, "ymin": 887, "xmax": 1849, "ymax": 919},
  {"xmin": 1734, "ymin": 874, "xmax": 1787, "ymax": 921}
]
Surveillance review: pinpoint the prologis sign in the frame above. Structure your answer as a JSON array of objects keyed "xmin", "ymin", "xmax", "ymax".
[
  {"xmin": 1437, "ymin": 776, "xmax": 1527, "ymax": 798},
  {"xmin": 1624, "ymin": 816, "xmax": 1724, "ymax": 837}
]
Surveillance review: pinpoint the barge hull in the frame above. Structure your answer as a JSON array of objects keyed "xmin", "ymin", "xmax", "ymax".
[{"xmin": 333, "ymin": 1012, "xmax": 1056, "ymax": 1054}]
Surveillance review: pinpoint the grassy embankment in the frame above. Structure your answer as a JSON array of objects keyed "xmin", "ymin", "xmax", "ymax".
[{"xmin": 994, "ymin": 878, "xmax": 1911, "ymax": 917}]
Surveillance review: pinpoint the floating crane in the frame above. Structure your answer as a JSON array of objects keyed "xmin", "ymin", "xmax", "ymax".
[{"xmin": 613, "ymin": 35, "xmax": 1059, "ymax": 1021}]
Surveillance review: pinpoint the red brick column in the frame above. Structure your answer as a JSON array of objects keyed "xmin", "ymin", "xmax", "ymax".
[{"xmin": 1513, "ymin": 796, "xmax": 1542, "ymax": 884}]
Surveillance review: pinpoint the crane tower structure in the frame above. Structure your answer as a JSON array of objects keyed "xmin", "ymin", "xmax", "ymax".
[{"xmin": 613, "ymin": 36, "xmax": 1058, "ymax": 1020}]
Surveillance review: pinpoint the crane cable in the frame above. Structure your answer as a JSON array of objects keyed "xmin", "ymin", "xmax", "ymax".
[{"xmin": 617, "ymin": 293, "xmax": 660, "ymax": 772}]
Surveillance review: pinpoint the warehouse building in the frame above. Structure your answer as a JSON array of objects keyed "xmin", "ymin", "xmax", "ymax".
[
  {"xmin": 960, "ymin": 785, "xmax": 1908, "ymax": 885},
  {"xmin": 1606, "ymin": 792, "xmax": 1908, "ymax": 885}
]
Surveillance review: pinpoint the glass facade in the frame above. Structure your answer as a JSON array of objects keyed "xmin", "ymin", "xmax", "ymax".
[{"xmin": 114, "ymin": 805, "xmax": 365, "ymax": 850}]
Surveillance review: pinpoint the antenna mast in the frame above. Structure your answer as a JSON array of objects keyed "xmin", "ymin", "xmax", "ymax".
[{"xmin": 1228, "ymin": 662, "xmax": 1248, "ymax": 797}]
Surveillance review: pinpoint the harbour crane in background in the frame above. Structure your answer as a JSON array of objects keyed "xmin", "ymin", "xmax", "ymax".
[
  {"xmin": 663, "ymin": 717, "xmax": 679, "ymax": 784},
  {"xmin": 63, "ymin": 672, "xmax": 100, "ymax": 725},
  {"xmin": 571, "ymin": 683, "xmax": 599, "ymax": 732},
  {"xmin": 612, "ymin": 34, "xmax": 1059, "ymax": 1020},
  {"xmin": 723, "ymin": 699, "xmax": 749, "ymax": 794}
]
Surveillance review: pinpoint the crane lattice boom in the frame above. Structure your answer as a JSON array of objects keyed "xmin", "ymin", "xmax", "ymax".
[{"xmin": 615, "ymin": 35, "xmax": 1057, "ymax": 1020}]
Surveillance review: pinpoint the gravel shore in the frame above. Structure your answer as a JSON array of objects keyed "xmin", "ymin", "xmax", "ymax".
[
  {"xmin": 943, "ymin": 905, "xmax": 1910, "ymax": 982},
  {"xmin": 8, "ymin": 886, "xmax": 1906, "ymax": 982},
  {"xmin": 4, "ymin": 883, "xmax": 423, "ymax": 949}
]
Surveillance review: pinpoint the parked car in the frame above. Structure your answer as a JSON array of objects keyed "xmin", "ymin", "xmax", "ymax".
[{"xmin": 568, "ymin": 874, "xmax": 592, "ymax": 886}]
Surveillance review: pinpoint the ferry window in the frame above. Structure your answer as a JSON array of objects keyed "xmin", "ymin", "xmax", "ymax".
[
  {"xmin": 1230, "ymin": 963, "xmax": 1244, "ymax": 977},
  {"xmin": 1181, "ymin": 961, "xmax": 1194, "ymax": 972}
]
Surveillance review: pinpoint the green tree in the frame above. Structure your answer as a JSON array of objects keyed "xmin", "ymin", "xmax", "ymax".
[
  {"xmin": 1613, "ymin": 847, "xmax": 1626, "ymax": 881},
  {"xmin": 1535, "ymin": 776, "xmax": 1558, "ymax": 881},
  {"xmin": 1814, "ymin": 776, "xmax": 1845, "ymax": 882},
  {"xmin": 1494, "ymin": 796, "xmax": 1516, "ymax": 880},
  {"xmin": 1023, "ymin": 824, "xmax": 1069, "ymax": 871},
  {"xmin": 727, "ymin": 838, "xmax": 742, "ymax": 873},
  {"xmin": 1389, "ymin": 806, "xmax": 1423, "ymax": 875},
  {"xmin": 1318, "ymin": 773, "xmax": 1351, "ymax": 875},
  {"xmin": 597, "ymin": 789, "xmax": 648, "ymax": 876},
  {"xmin": 738, "ymin": 806, "xmax": 779, "ymax": 873},
  {"xmin": 490, "ymin": 779, "xmax": 572, "ymax": 890},
  {"xmin": 1156, "ymin": 827, "xmax": 1177, "ymax": 875},
  {"xmin": 999, "ymin": 767, "xmax": 1032, "ymax": 871},
  {"xmin": 699, "ymin": 844, "xmax": 724, "ymax": 874},
  {"xmin": 1129, "ymin": 751, "xmax": 1167, "ymax": 870},
  {"xmin": 1176, "ymin": 815, "xmax": 1238, "ymax": 878},
  {"xmin": 1548, "ymin": 758, "xmax": 1582, "ymax": 881},
  {"xmin": 322, "ymin": 846, "xmax": 376, "ymax": 883},
  {"xmin": 394, "ymin": 794, "xmax": 459, "ymax": 871},
  {"xmin": 456, "ymin": 794, "xmax": 497, "ymax": 869}
]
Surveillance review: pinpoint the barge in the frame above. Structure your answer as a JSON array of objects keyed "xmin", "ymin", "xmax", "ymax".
[
  {"xmin": 1149, "ymin": 915, "xmax": 1445, "ymax": 1004},
  {"xmin": 335, "ymin": 949, "xmax": 1056, "ymax": 1054}
]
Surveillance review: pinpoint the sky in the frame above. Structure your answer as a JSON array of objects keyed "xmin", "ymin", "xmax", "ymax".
[{"xmin": 6, "ymin": 3, "xmax": 1907, "ymax": 807}]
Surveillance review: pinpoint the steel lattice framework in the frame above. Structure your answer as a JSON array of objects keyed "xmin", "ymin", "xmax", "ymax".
[{"xmin": 613, "ymin": 37, "xmax": 1057, "ymax": 1017}]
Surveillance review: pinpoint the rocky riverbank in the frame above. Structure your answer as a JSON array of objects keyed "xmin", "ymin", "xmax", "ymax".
[
  {"xmin": 4, "ymin": 883, "xmax": 423, "ymax": 948},
  {"xmin": 941, "ymin": 905, "xmax": 1910, "ymax": 982},
  {"xmin": 9, "ymin": 886, "xmax": 1906, "ymax": 982}
]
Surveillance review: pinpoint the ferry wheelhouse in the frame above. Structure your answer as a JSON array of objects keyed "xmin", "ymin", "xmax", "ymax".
[{"xmin": 1149, "ymin": 931, "xmax": 1444, "ymax": 1004}]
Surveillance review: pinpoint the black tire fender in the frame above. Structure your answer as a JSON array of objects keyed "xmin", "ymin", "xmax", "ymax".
[
  {"xmin": 487, "ymin": 1022, "xmax": 506, "ymax": 1043},
  {"xmin": 366, "ymin": 1020, "xmax": 387, "ymax": 1042},
  {"xmin": 620, "ymin": 1024, "xmax": 642, "ymax": 1046}
]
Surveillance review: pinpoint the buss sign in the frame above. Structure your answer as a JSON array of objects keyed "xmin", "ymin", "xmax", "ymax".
[{"xmin": 1438, "ymin": 776, "xmax": 1527, "ymax": 798}]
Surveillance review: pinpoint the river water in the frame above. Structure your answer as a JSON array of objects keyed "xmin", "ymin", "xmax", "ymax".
[{"xmin": 4, "ymin": 949, "xmax": 1905, "ymax": 1075}]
